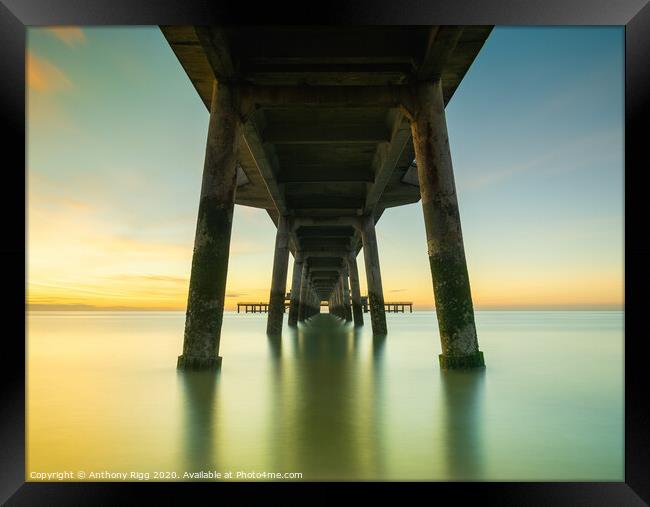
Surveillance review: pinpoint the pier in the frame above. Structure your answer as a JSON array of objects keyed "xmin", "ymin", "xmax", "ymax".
[
  {"xmin": 164, "ymin": 26, "xmax": 488, "ymax": 370},
  {"xmin": 237, "ymin": 295, "xmax": 412, "ymax": 313},
  {"xmin": 384, "ymin": 302, "xmax": 413, "ymax": 313}
]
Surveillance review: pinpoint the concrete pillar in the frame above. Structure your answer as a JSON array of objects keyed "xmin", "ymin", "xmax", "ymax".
[
  {"xmin": 178, "ymin": 81, "xmax": 240, "ymax": 370},
  {"xmin": 410, "ymin": 80, "xmax": 484, "ymax": 369},
  {"xmin": 334, "ymin": 280, "xmax": 342, "ymax": 318},
  {"xmin": 305, "ymin": 278, "xmax": 314, "ymax": 320},
  {"xmin": 297, "ymin": 264, "xmax": 309, "ymax": 321},
  {"xmin": 361, "ymin": 215, "xmax": 387, "ymax": 335},
  {"xmin": 288, "ymin": 251, "xmax": 303, "ymax": 327},
  {"xmin": 313, "ymin": 286, "xmax": 319, "ymax": 316},
  {"xmin": 348, "ymin": 253, "xmax": 364, "ymax": 326},
  {"xmin": 341, "ymin": 267, "xmax": 353, "ymax": 322},
  {"xmin": 267, "ymin": 216, "xmax": 290, "ymax": 335},
  {"xmin": 313, "ymin": 292, "xmax": 319, "ymax": 316}
]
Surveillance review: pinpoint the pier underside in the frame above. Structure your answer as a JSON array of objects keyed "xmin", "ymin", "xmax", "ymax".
[{"xmin": 163, "ymin": 26, "xmax": 489, "ymax": 370}]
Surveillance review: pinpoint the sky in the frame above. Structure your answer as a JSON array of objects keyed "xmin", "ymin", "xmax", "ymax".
[{"xmin": 26, "ymin": 26, "xmax": 624, "ymax": 311}]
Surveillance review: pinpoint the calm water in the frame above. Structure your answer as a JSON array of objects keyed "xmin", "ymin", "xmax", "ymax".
[{"xmin": 27, "ymin": 310, "xmax": 623, "ymax": 481}]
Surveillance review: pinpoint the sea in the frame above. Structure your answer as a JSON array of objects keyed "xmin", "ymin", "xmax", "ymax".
[{"xmin": 26, "ymin": 310, "xmax": 623, "ymax": 481}]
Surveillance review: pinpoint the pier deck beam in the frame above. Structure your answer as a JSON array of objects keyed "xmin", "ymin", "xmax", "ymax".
[
  {"xmin": 361, "ymin": 215, "xmax": 387, "ymax": 335},
  {"xmin": 348, "ymin": 253, "xmax": 364, "ymax": 326},
  {"xmin": 267, "ymin": 215, "xmax": 291, "ymax": 335},
  {"xmin": 178, "ymin": 81, "xmax": 240, "ymax": 370},
  {"xmin": 410, "ymin": 80, "xmax": 484, "ymax": 369},
  {"xmin": 288, "ymin": 251, "xmax": 304, "ymax": 326}
]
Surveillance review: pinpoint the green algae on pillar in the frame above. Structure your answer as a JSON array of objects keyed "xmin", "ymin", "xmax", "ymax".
[
  {"xmin": 410, "ymin": 79, "xmax": 484, "ymax": 369},
  {"xmin": 347, "ymin": 253, "xmax": 364, "ymax": 326},
  {"xmin": 288, "ymin": 251, "xmax": 304, "ymax": 327},
  {"xmin": 298, "ymin": 266, "xmax": 309, "ymax": 322},
  {"xmin": 341, "ymin": 267, "xmax": 353, "ymax": 322},
  {"xmin": 360, "ymin": 215, "xmax": 387, "ymax": 335},
  {"xmin": 267, "ymin": 215, "xmax": 291, "ymax": 335},
  {"xmin": 178, "ymin": 80, "xmax": 241, "ymax": 370}
]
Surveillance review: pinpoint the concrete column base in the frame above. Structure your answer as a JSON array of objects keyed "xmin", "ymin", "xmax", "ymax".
[
  {"xmin": 177, "ymin": 354, "xmax": 223, "ymax": 370},
  {"xmin": 439, "ymin": 351, "xmax": 485, "ymax": 369}
]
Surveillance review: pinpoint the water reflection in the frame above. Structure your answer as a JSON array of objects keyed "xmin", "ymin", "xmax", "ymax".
[
  {"xmin": 439, "ymin": 368, "xmax": 485, "ymax": 480},
  {"xmin": 27, "ymin": 311, "xmax": 624, "ymax": 481},
  {"xmin": 177, "ymin": 370, "xmax": 221, "ymax": 474},
  {"xmin": 267, "ymin": 332, "xmax": 292, "ymax": 472},
  {"xmin": 294, "ymin": 316, "xmax": 362, "ymax": 478},
  {"xmin": 369, "ymin": 333, "xmax": 387, "ymax": 477},
  {"xmin": 266, "ymin": 315, "xmax": 386, "ymax": 479}
]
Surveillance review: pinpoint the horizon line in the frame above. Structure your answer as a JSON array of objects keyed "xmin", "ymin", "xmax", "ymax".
[{"xmin": 26, "ymin": 304, "xmax": 624, "ymax": 312}]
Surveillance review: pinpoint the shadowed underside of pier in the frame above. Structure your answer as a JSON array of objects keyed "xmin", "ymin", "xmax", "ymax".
[
  {"xmin": 162, "ymin": 25, "xmax": 490, "ymax": 299},
  {"xmin": 165, "ymin": 26, "xmax": 490, "ymax": 370}
]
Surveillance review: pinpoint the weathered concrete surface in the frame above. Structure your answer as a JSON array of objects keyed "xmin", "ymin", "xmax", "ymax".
[
  {"xmin": 179, "ymin": 81, "xmax": 240, "ymax": 370},
  {"xmin": 267, "ymin": 215, "xmax": 291, "ymax": 335},
  {"xmin": 298, "ymin": 265, "xmax": 309, "ymax": 321},
  {"xmin": 335, "ymin": 280, "xmax": 344, "ymax": 319},
  {"xmin": 288, "ymin": 251, "xmax": 303, "ymax": 326},
  {"xmin": 360, "ymin": 215, "xmax": 387, "ymax": 335},
  {"xmin": 341, "ymin": 267, "xmax": 353, "ymax": 322},
  {"xmin": 347, "ymin": 254, "xmax": 364, "ymax": 326},
  {"xmin": 410, "ymin": 80, "xmax": 484, "ymax": 369}
]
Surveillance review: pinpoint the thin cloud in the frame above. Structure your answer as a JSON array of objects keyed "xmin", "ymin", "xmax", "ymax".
[
  {"xmin": 46, "ymin": 27, "xmax": 86, "ymax": 47},
  {"xmin": 108, "ymin": 274, "xmax": 187, "ymax": 284},
  {"xmin": 462, "ymin": 129, "xmax": 620, "ymax": 190},
  {"xmin": 27, "ymin": 51, "xmax": 72, "ymax": 92}
]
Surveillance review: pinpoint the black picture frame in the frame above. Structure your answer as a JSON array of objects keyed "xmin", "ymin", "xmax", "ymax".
[{"xmin": 2, "ymin": 1, "xmax": 648, "ymax": 504}]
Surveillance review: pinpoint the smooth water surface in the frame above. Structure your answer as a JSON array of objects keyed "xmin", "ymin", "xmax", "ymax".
[{"xmin": 27, "ymin": 311, "xmax": 623, "ymax": 481}]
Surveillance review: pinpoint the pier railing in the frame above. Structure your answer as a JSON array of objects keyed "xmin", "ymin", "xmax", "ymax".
[{"xmin": 237, "ymin": 296, "xmax": 413, "ymax": 313}]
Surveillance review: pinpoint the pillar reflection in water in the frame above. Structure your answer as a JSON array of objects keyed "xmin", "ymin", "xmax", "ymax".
[
  {"xmin": 177, "ymin": 371, "xmax": 221, "ymax": 474},
  {"xmin": 439, "ymin": 368, "xmax": 486, "ymax": 480},
  {"xmin": 266, "ymin": 332, "xmax": 295, "ymax": 472},
  {"xmin": 368, "ymin": 334, "xmax": 386, "ymax": 477},
  {"xmin": 264, "ymin": 314, "xmax": 386, "ymax": 480}
]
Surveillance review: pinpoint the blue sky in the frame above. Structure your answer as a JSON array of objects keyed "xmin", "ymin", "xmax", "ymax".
[{"xmin": 26, "ymin": 26, "xmax": 624, "ymax": 310}]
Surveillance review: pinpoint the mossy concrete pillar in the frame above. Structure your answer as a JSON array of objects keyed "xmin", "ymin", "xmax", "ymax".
[
  {"xmin": 267, "ymin": 215, "xmax": 291, "ymax": 335},
  {"xmin": 410, "ymin": 80, "xmax": 484, "ymax": 369},
  {"xmin": 347, "ymin": 253, "xmax": 364, "ymax": 326},
  {"xmin": 288, "ymin": 251, "xmax": 303, "ymax": 327},
  {"xmin": 297, "ymin": 264, "xmax": 309, "ymax": 322},
  {"xmin": 312, "ymin": 285, "xmax": 319, "ymax": 316},
  {"xmin": 341, "ymin": 267, "xmax": 353, "ymax": 322},
  {"xmin": 178, "ymin": 80, "xmax": 240, "ymax": 370},
  {"xmin": 334, "ymin": 280, "xmax": 343, "ymax": 319},
  {"xmin": 360, "ymin": 215, "xmax": 387, "ymax": 335}
]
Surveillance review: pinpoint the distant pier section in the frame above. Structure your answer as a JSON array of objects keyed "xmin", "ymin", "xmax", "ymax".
[{"xmin": 237, "ymin": 294, "xmax": 412, "ymax": 313}]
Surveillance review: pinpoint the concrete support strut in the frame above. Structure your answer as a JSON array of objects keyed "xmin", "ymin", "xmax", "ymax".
[
  {"xmin": 288, "ymin": 251, "xmax": 303, "ymax": 326},
  {"xmin": 410, "ymin": 79, "xmax": 485, "ymax": 369},
  {"xmin": 347, "ymin": 253, "xmax": 364, "ymax": 326},
  {"xmin": 361, "ymin": 215, "xmax": 387, "ymax": 335},
  {"xmin": 267, "ymin": 215, "xmax": 291, "ymax": 335},
  {"xmin": 178, "ymin": 81, "xmax": 240, "ymax": 370}
]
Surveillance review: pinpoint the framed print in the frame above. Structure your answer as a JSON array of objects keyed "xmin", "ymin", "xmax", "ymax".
[{"xmin": 2, "ymin": 0, "xmax": 649, "ymax": 504}]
